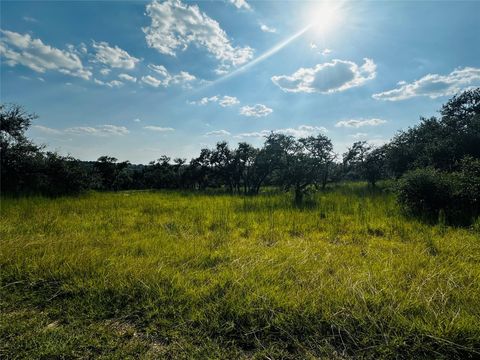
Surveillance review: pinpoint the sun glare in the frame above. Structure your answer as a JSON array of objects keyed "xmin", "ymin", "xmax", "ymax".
[{"xmin": 306, "ymin": 1, "xmax": 343, "ymax": 35}]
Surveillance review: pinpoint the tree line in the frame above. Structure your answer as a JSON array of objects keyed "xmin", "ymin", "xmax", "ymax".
[{"xmin": 1, "ymin": 89, "xmax": 479, "ymax": 222}]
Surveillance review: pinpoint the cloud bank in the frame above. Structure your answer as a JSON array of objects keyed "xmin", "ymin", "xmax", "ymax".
[
  {"xmin": 143, "ymin": 0, "xmax": 253, "ymax": 72},
  {"xmin": 0, "ymin": 29, "xmax": 91, "ymax": 79},
  {"xmin": 373, "ymin": 67, "xmax": 480, "ymax": 101},
  {"xmin": 33, "ymin": 124, "xmax": 129, "ymax": 136}
]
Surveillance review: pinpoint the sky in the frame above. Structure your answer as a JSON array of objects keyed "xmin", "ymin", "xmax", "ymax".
[{"xmin": 1, "ymin": 0, "xmax": 480, "ymax": 164}]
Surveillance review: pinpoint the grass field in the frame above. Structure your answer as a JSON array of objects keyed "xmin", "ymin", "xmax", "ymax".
[{"xmin": 1, "ymin": 184, "xmax": 479, "ymax": 359}]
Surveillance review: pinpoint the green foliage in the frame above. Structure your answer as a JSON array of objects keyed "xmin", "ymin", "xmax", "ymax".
[
  {"xmin": 38, "ymin": 153, "xmax": 89, "ymax": 196},
  {"xmin": 1, "ymin": 187, "xmax": 479, "ymax": 358},
  {"xmin": 396, "ymin": 158, "xmax": 480, "ymax": 223},
  {"xmin": 2, "ymin": 89, "xmax": 480, "ymax": 223},
  {"xmin": 1, "ymin": 103, "xmax": 41, "ymax": 194},
  {"xmin": 264, "ymin": 133, "xmax": 335, "ymax": 203},
  {"xmin": 386, "ymin": 88, "xmax": 480, "ymax": 222},
  {"xmin": 385, "ymin": 88, "xmax": 480, "ymax": 176},
  {"xmin": 1, "ymin": 104, "xmax": 89, "ymax": 196},
  {"xmin": 452, "ymin": 156, "xmax": 480, "ymax": 219},
  {"xmin": 343, "ymin": 141, "xmax": 387, "ymax": 187},
  {"xmin": 396, "ymin": 168, "xmax": 453, "ymax": 217}
]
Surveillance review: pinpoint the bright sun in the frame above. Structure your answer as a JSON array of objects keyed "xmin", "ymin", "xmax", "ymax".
[{"xmin": 306, "ymin": 1, "xmax": 343, "ymax": 35}]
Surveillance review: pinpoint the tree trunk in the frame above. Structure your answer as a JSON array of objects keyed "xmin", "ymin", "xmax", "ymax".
[
  {"xmin": 322, "ymin": 166, "xmax": 329, "ymax": 189},
  {"xmin": 294, "ymin": 186, "xmax": 303, "ymax": 205}
]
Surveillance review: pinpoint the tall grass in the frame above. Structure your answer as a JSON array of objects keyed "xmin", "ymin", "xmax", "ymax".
[{"xmin": 1, "ymin": 185, "xmax": 479, "ymax": 359}]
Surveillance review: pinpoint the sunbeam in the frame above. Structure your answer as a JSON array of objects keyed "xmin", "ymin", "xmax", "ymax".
[{"xmin": 202, "ymin": 24, "xmax": 313, "ymax": 89}]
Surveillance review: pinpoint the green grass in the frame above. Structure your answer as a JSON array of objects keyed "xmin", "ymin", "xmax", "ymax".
[{"xmin": 1, "ymin": 184, "xmax": 479, "ymax": 359}]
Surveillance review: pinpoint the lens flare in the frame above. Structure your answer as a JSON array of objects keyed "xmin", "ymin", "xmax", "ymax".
[{"xmin": 306, "ymin": 1, "xmax": 343, "ymax": 35}]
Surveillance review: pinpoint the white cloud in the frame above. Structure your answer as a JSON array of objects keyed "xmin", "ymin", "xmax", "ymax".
[
  {"xmin": 0, "ymin": 29, "xmax": 92, "ymax": 79},
  {"xmin": 99, "ymin": 68, "xmax": 111, "ymax": 76},
  {"xmin": 219, "ymin": 95, "xmax": 240, "ymax": 107},
  {"xmin": 32, "ymin": 125, "xmax": 62, "ymax": 135},
  {"xmin": 335, "ymin": 118, "xmax": 387, "ymax": 128},
  {"xmin": 22, "ymin": 16, "xmax": 38, "ymax": 23},
  {"xmin": 133, "ymin": 118, "xmax": 141, "ymax": 122},
  {"xmin": 277, "ymin": 125, "xmax": 328, "ymax": 137},
  {"xmin": 205, "ymin": 130, "xmax": 231, "ymax": 136},
  {"xmin": 66, "ymin": 125, "xmax": 129, "ymax": 136},
  {"xmin": 189, "ymin": 95, "xmax": 239, "ymax": 107},
  {"xmin": 107, "ymin": 80, "xmax": 123, "ymax": 87},
  {"xmin": 349, "ymin": 132, "xmax": 368, "ymax": 139},
  {"xmin": 98, "ymin": 125, "xmax": 130, "ymax": 135},
  {"xmin": 92, "ymin": 41, "xmax": 139, "ymax": 70},
  {"xmin": 141, "ymin": 75, "xmax": 163, "ymax": 87},
  {"xmin": 372, "ymin": 67, "xmax": 480, "ymax": 101},
  {"xmin": 174, "ymin": 71, "xmax": 196, "ymax": 83},
  {"xmin": 149, "ymin": 64, "xmax": 169, "ymax": 77},
  {"xmin": 214, "ymin": 64, "xmax": 230, "ymax": 75},
  {"xmin": 109, "ymin": 80, "xmax": 124, "ymax": 87},
  {"xmin": 321, "ymin": 48, "xmax": 332, "ymax": 56},
  {"xmin": 235, "ymin": 130, "xmax": 270, "ymax": 138},
  {"xmin": 143, "ymin": 64, "xmax": 196, "ymax": 88},
  {"xmin": 118, "ymin": 73, "xmax": 137, "ymax": 82},
  {"xmin": 229, "ymin": 0, "xmax": 251, "ymax": 11},
  {"xmin": 236, "ymin": 125, "xmax": 327, "ymax": 139},
  {"xmin": 189, "ymin": 96, "xmax": 219, "ymax": 105},
  {"xmin": 143, "ymin": 125, "xmax": 175, "ymax": 132},
  {"xmin": 310, "ymin": 45, "xmax": 331, "ymax": 56},
  {"xmin": 143, "ymin": 0, "xmax": 254, "ymax": 72},
  {"xmin": 66, "ymin": 43, "xmax": 86, "ymax": 57},
  {"xmin": 94, "ymin": 78, "xmax": 124, "ymax": 88},
  {"xmin": 34, "ymin": 124, "xmax": 129, "ymax": 136},
  {"xmin": 240, "ymin": 104, "xmax": 273, "ymax": 117},
  {"xmin": 78, "ymin": 43, "xmax": 88, "ymax": 55},
  {"xmin": 271, "ymin": 58, "xmax": 376, "ymax": 93},
  {"xmin": 260, "ymin": 24, "xmax": 276, "ymax": 33}
]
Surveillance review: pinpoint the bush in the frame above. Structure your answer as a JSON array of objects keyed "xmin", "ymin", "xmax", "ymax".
[
  {"xmin": 39, "ymin": 153, "xmax": 90, "ymax": 196},
  {"xmin": 396, "ymin": 168, "xmax": 453, "ymax": 217},
  {"xmin": 396, "ymin": 159, "xmax": 480, "ymax": 224},
  {"xmin": 453, "ymin": 156, "xmax": 480, "ymax": 216}
]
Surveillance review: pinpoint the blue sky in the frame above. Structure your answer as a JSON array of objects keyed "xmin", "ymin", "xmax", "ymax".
[{"xmin": 1, "ymin": 0, "xmax": 480, "ymax": 163}]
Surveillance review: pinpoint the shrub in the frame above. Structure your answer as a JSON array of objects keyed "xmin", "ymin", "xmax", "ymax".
[
  {"xmin": 396, "ymin": 168, "xmax": 453, "ymax": 218},
  {"xmin": 396, "ymin": 158, "xmax": 480, "ymax": 224},
  {"xmin": 453, "ymin": 156, "xmax": 480, "ymax": 216},
  {"xmin": 40, "ymin": 153, "xmax": 90, "ymax": 196}
]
